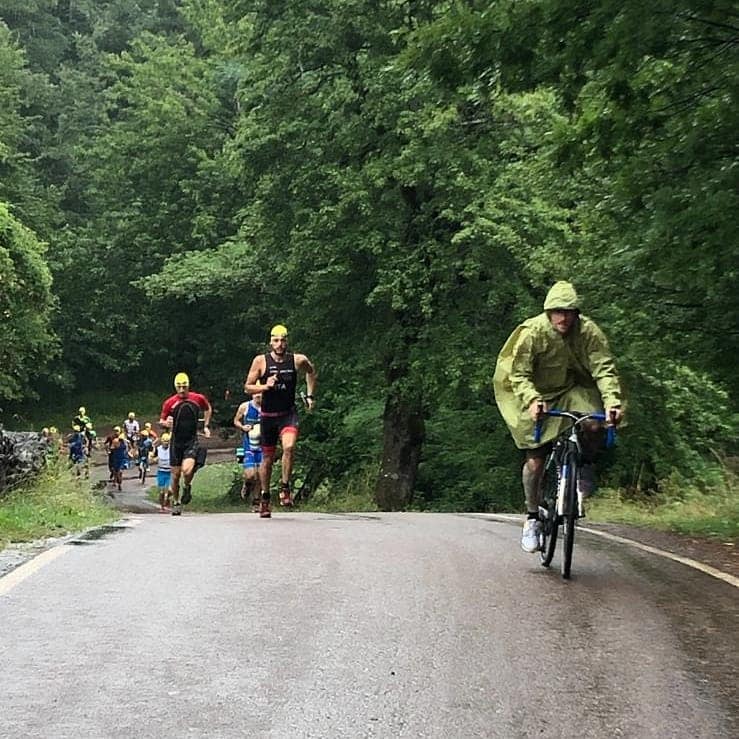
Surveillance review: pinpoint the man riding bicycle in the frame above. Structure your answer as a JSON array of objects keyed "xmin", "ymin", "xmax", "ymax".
[{"xmin": 493, "ymin": 281, "xmax": 624, "ymax": 553}]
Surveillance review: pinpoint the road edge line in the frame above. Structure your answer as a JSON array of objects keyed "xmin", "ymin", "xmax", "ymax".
[
  {"xmin": 0, "ymin": 546, "xmax": 68, "ymax": 596},
  {"xmin": 0, "ymin": 517, "xmax": 142, "ymax": 594},
  {"xmin": 478, "ymin": 513, "xmax": 739, "ymax": 588}
]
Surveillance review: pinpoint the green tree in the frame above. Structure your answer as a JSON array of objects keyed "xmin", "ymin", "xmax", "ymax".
[
  {"xmin": 0, "ymin": 202, "xmax": 57, "ymax": 403},
  {"xmin": 143, "ymin": 1, "xmax": 576, "ymax": 509},
  {"xmin": 54, "ymin": 30, "xmax": 239, "ymax": 379}
]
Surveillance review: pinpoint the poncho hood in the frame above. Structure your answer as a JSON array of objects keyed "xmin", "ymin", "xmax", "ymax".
[{"xmin": 544, "ymin": 281, "xmax": 580, "ymax": 311}]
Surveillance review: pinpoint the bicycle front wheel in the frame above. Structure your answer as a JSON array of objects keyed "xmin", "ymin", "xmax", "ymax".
[
  {"xmin": 561, "ymin": 458, "xmax": 578, "ymax": 579},
  {"xmin": 539, "ymin": 456, "xmax": 559, "ymax": 567}
]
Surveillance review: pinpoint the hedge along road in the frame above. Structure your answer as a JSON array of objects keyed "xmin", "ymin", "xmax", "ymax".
[{"xmin": 1, "ymin": 511, "xmax": 737, "ymax": 738}]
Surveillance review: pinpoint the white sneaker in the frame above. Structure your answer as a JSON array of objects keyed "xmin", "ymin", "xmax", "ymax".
[{"xmin": 521, "ymin": 518, "xmax": 542, "ymax": 553}]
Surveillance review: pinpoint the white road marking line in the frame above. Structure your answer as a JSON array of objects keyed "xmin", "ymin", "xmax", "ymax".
[
  {"xmin": 0, "ymin": 547, "xmax": 68, "ymax": 596},
  {"xmin": 477, "ymin": 513, "xmax": 739, "ymax": 588},
  {"xmin": 0, "ymin": 518, "xmax": 142, "ymax": 595},
  {"xmin": 578, "ymin": 525, "xmax": 739, "ymax": 588}
]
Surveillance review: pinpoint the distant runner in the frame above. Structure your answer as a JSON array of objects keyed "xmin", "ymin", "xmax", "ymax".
[
  {"xmin": 233, "ymin": 386, "xmax": 263, "ymax": 512},
  {"xmin": 159, "ymin": 372, "xmax": 212, "ymax": 516}
]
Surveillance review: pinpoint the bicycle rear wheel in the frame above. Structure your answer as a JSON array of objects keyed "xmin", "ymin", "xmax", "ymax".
[
  {"xmin": 561, "ymin": 458, "xmax": 578, "ymax": 579},
  {"xmin": 539, "ymin": 455, "xmax": 559, "ymax": 567}
]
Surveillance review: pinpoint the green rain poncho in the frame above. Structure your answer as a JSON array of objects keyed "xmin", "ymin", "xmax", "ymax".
[{"xmin": 493, "ymin": 282, "xmax": 622, "ymax": 449}]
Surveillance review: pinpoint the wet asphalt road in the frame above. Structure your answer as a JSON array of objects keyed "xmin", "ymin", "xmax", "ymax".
[{"xmin": 1, "ymin": 509, "xmax": 737, "ymax": 738}]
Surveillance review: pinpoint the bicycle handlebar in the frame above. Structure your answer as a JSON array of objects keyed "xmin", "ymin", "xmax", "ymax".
[{"xmin": 533, "ymin": 408, "xmax": 617, "ymax": 448}]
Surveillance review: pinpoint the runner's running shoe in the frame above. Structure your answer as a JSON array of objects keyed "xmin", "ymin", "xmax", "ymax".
[
  {"xmin": 278, "ymin": 482, "xmax": 293, "ymax": 507},
  {"xmin": 171, "ymin": 503, "xmax": 182, "ymax": 516},
  {"xmin": 259, "ymin": 492, "xmax": 271, "ymax": 518}
]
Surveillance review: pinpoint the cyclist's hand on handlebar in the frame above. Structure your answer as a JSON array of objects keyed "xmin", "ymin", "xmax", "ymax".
[{"xmin": 529, "ymin": 399, "xmax": 548, "ymax": 421}]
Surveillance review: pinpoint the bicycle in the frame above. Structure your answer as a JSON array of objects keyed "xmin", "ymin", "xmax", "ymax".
[{"xmin": 534, "ymin": 408, "xmax": 616, "ymax": 579}]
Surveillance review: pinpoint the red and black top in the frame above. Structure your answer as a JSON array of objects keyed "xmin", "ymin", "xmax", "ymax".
[{"xmin": 160, "ymin": 391, "xmax": 210, "ymax": 443}]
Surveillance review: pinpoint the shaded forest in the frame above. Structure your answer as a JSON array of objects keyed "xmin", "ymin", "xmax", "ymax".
[{"xmin": 1, "ymin": 0, "xmax": 736, "ymax": 509}]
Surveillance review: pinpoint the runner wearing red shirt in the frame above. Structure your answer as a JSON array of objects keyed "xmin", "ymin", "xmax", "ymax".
[{"xmin": 159, "ymin": 372, "xmax": 212, "ymax": 515}]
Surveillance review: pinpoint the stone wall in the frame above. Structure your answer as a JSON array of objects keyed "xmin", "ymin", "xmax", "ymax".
[{"xmin": 0, "ymin": 430, "xmax": 48, "ymax": 497}]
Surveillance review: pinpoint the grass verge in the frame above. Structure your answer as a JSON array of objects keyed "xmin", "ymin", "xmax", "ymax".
[
  {"xmin": 152, "ymin": 460, "xmax": 380, "ymax": 514},
  {"xmin": 588, "ymin": 475, "xmax": 738, "ymax": 541},
  {"xmin": 0, "ymin": 460, "xmax": 118, "ymax": 551}
]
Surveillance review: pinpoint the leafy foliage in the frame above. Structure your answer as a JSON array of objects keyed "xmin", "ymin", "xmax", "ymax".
[
  {"xmin": 0, "ymin": 203, "xmax": 57, "ymax": 402},
  {"xmin": 0, "ymin": 1, "xmax": 736, "ymax": 511}
]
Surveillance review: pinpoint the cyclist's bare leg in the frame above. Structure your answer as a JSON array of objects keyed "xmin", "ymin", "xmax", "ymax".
[{"xmin": 523, "ymin": 456, "xmax": 545, "ymax": 514}]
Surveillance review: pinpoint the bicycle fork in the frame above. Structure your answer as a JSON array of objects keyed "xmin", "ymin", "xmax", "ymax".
[{"xmin": 557, "ymin": 447, "xmax": 585, "ymax": 519}]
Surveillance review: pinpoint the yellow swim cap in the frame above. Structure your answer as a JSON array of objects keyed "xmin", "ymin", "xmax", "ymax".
[
  {"xmin": 174, "ymin": 372, "xmax": 190, "ymax": 388},
  {"xmin": 50, "ymin": 426, "xmax": 58, "ymax": 434},
  {"xmin": 270, "ymin": 324, "xmax": 288, "ymax": 338},
  {"xmin": 161, "ymin": 432, "xmax": 171, "ymax": 443},
  {"xmin": 128, "ymin": 411, "xmax": 135, "ymax": 419},
  {"xmin": 113, "ymin": 425, "xmax": 121, "ymax": 433},
  {"xmin": 78, "ymin": 406, "xmax": 86, "ymax": 415}
]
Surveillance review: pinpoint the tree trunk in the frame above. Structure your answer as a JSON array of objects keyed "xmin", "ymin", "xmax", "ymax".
[{"xmin": 374, "ymin": 392, "xmax": 425, "ymax": 511}]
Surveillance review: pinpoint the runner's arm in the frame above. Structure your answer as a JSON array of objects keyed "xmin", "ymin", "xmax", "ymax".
[
  {"xmin": 201, "ymin": 395, "xmax": 213, "ymax": 437},
  {"xmin": 159, "ymin": 397, "xmax": 174, "ymax": 428},
  {"xmin": 244, "ymin": 355, "xmax": 267, "ymax": 395},
  {"xmin": 233, "ymin": 402, "xmax": 251, "ymax": 432},
  {"xmin": 295, "ymin": 353, "xmax": 317, "ymax": 408}
]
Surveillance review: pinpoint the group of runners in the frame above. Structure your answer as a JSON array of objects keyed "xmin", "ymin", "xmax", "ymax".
[
  {"xmin": 153, "ymin": 323, "xmax": 316, "ymax": 518},
  {"xmin": 104, "ymin": 420, "xmax": 169, "ymax": 498},
  {"xmin": 42, "ymin": 407, "xmax": 98, "ymax": 479}
]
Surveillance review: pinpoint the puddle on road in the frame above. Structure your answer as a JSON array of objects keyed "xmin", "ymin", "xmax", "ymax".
[{"xmin": 67, "ymin": 524, "xmax": 130, "ymax": 545}]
